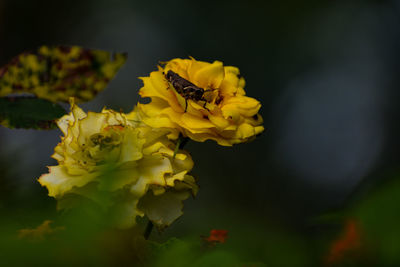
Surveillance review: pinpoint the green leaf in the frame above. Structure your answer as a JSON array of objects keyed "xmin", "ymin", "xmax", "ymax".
[
  {"xmin": 138, "ymin": 190, "xmax": 190, "ymax": 230},
  {"xmin": 0, "ymin": 45, "xmax": 127, "ymax": 102},
  {"xmin": 150, "ymin": 238, "xmax": 197, "ymax": 267},
  {"xmin": 0, "ymin": 96, "xmax": 66, "ymax": 129},
  {"xmin": 351, "ymin": 175, "xmax": 400, "ymax": 265}
]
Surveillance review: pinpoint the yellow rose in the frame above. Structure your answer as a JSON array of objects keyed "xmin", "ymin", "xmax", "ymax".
[
  {"xmin": 38, "ymin": 99, "xmax": 197, "ymax": 229},
  {"xmin": 137, "ymin": 58, "xmax": 264, "ymax": 146}
]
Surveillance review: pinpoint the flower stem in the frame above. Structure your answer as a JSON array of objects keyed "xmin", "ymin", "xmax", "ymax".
[
  {"xmin": 144, "ymin": 221, "xmax": 153, "ymax": 240},
  {"xmin": 173, "ymin": 135, "xmax": 189, "ymax": 159}
]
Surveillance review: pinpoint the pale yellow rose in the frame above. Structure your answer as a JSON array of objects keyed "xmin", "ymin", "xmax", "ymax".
[
  {"xmin": 137, "ymin": 58, "xmax": 264, "ymax": 146},
  {"xmin": 38, "ymin": 98, "xmax": 197, "ymax": 229}
]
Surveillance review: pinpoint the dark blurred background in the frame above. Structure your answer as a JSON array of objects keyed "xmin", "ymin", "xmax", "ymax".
[{"xmin": 0, "ymin": 0, "xmax": 400, "ymax": 264}]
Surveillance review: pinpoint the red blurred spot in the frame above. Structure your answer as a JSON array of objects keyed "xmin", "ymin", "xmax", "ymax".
[
  {"xmin": 204, "ymin": 229, "xmax": 228, "ymax": 245},
  {"xmin": 326, "ymin": 219, "xmax": 362, "ymax": 265},
  {"xmin": 104, "ymin": 125, "xmax": 124, "ymax": 131}
]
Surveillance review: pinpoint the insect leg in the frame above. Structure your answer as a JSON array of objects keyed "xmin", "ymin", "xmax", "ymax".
[
  {"xmin": 202, "ymin": 98, "xmax": 210, "ymax": 111},
  {"xmin": 185, "ymin": 98, "xmax": 188, "ymax": 112}
]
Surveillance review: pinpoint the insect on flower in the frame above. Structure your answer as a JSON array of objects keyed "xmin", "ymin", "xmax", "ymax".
[
  {"xmin": 164, "ymin": 70, "xmax": 213, "ymax": 112},
  {"xmin": 138, "ymin": 58, "xmax": 264, "ymax": 146}
]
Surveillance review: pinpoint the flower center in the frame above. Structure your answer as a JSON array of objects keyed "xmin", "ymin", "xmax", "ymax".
[
  {"xmin": 77, "ymin": 127, "xmax": 125, "ymax": 165},
  {"xmin": 90, "ymin": 132, "xmax": 121, "ymax": 148}
]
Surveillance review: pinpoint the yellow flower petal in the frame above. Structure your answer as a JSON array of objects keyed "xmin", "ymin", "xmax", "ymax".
[
  {"xmin": 208, "ymin": 113, "xmax": 230, "ymax": 130},
  {"xmin": 38, "ymin": 99, "xmax": 197, "ymax": 229},
  {"xmin": 140, "ymin": 72, "xmax": 183, "ymax": 113},
  {"xmin": 137, "ymin": 58, "xmax": 264, "ymax": 145},
  {"xmin": 38, "ymin": 166, "xmax": 96, "ymax": 197},
  {"xmin": 192, "ymin": 60, "xmax": 225, "ymax": 89},
  {"xmin": 181, "ymin": 113, "xmax": 215, "ymax": 129}
]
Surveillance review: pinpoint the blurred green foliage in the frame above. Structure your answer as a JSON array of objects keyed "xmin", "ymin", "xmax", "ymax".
[
  {"xmin": 311, "ymin": 170, "xmax": 400, "ymax": 266},
  {"xmin": 0, "ymin": 97, "xmax": 66, "ymax": 129},
  {"xmin": 351, "ymin": 172, "xmax": 400, "ymax": 265},
  {"xmin": 0, "ymin": 179, "xmax": 319, "ymax": 267}
]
